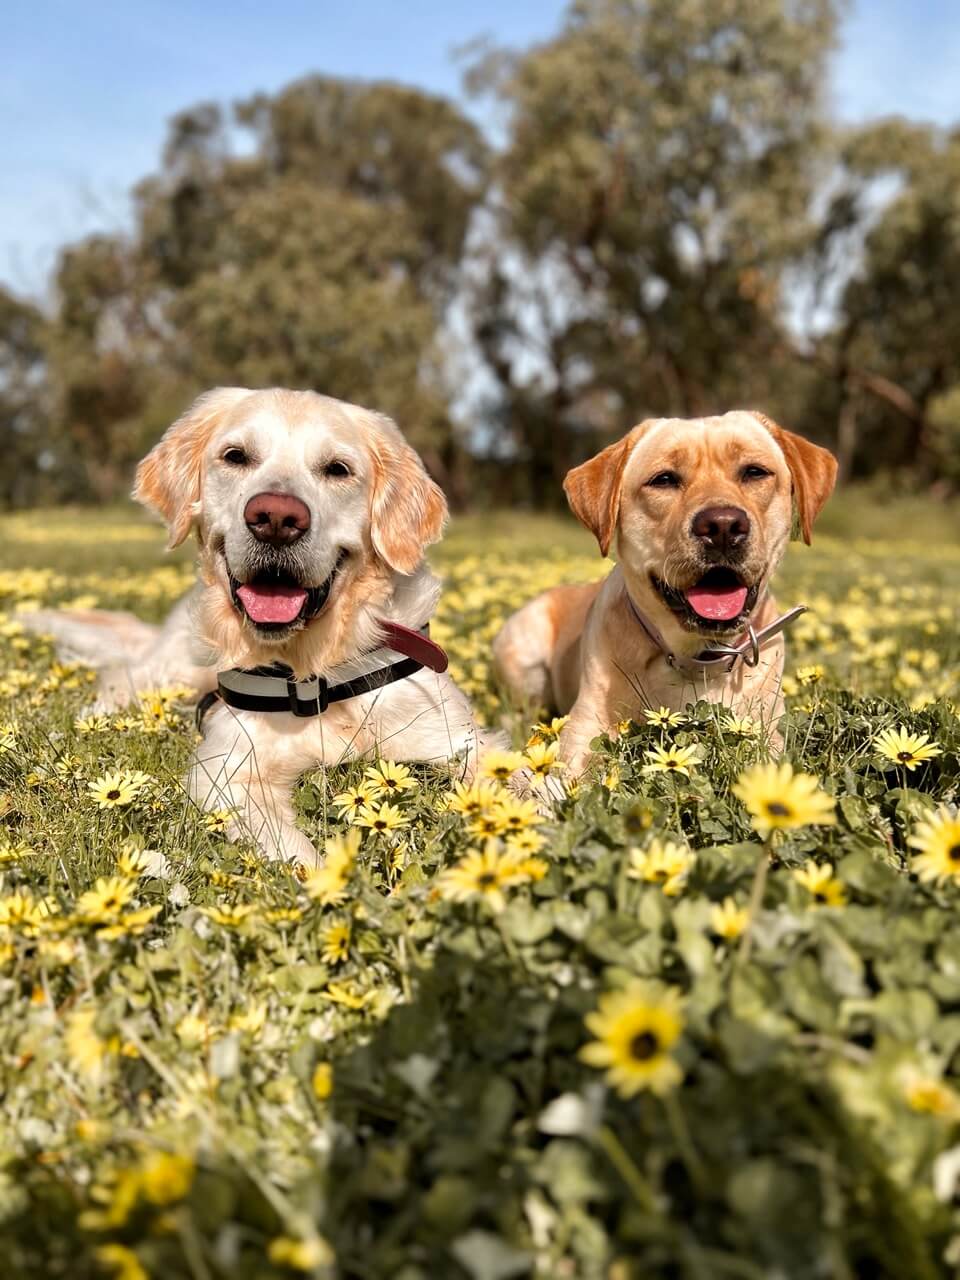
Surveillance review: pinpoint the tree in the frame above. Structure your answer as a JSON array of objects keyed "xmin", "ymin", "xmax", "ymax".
[{"xmin": 465, "ymin": 0, "xmax": 841, "ymax": 503}]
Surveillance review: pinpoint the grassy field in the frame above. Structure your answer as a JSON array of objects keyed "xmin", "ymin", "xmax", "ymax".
[{"xmin": 2, "ymin": 499, "xmax": 959, "ymax": 1278}]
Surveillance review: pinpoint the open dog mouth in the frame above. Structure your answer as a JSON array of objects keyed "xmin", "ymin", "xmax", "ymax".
[
  {"xmin": 652, "ymin": 566, "xmax": 759, "ymax": 630},
  {"xmin": 229, "ymin": 553, "xmax": 346, "ymax": 631}
]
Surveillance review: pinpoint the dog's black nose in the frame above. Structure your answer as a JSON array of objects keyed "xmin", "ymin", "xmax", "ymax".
[
  {"xmin": 691, "ymin": 506, "xmax": 750, "ymax": 555},
  {"xmin": 244, "ymin": 492, "xmax": 311, "ymax": 546}
]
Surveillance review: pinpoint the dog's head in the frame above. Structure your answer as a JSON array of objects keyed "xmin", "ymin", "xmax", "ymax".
[
  {"xmin": 134, "ymin": 387, "xmax": 446, "ymax": 668},
  {"xmin": 564, "ymin": 410, "xmax": 837, "ymax": 636}
]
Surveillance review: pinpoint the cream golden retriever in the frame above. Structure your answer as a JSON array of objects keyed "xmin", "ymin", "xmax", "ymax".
[
  {"xmin": 29, "ymin": 388, "xmax": 491, "ymax": 864},
  {"xmin": 494, "ymin": 411, "xmax": 837, "ymax": 776}
]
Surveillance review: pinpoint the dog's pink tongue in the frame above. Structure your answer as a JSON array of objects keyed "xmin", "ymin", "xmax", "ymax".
[
  {"xmin": 685, "ymin": 582, "xmax": 748, "ymax": 621},
  {"xmin": 236, "ymin": 583, "xmax": 307, "ymax": 625}
]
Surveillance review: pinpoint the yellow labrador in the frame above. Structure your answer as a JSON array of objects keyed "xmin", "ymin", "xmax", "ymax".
[
  {"xmin": 494, "ymin": 411, "xmax": 837, "ymax": 776},
  {"xmin": 29, "ymin": 388, "xmax": 493, "ymax": 863}
]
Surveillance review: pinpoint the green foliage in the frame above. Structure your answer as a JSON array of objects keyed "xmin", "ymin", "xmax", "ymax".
[{"xmin": 1, "ymin": 510, "xmax": 959, "ymax": 1277}]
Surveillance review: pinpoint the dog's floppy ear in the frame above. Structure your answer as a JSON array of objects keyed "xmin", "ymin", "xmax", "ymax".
[
  {"xmin": 754, "ymin": 413, "xmax": 838, "ymax": 545},
  {"xmin": 368, "ymin": 414, "xmax": 448, "ymax": 574},
  {"xmin": 563, "ymin": 422, "xmax": 649, "ymax": 556},
  {"xmin": 134, "ymin": 388, "xmax": 252, "ymax": 548}
]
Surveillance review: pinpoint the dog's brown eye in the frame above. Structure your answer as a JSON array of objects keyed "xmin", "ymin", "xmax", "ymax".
[
  {"xmin": 646, "ymin": 470, "xmax": 681, "ymax": 489},
  {"xmin": 324, "ymin": 460, "xmax": 352, "ymax": 479},
  {"xmin": 741, "ymin": 464, "xmax": 772, "ymax": 481},
  {"xmin": 223, "ymin": 447, "xmax": 249, "ymax": 466}
]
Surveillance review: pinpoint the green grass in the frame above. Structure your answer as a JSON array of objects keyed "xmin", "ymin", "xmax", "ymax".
[{"xmin": 1, "ymin": 502, "xmax": 959, "ymax": 1279}]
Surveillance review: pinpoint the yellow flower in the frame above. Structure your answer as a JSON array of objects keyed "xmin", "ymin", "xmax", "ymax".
[
  {"xmin": 446, "ymin": 778, "xmax": 503, "ymax": 817},
  {"xmin": 312, "ymin": 1061, "xmax": 333, "ymax": 1100},
  {"xmin": 96, "ymin": 905, "xmax": 162, "ymax": 940},
  {"xmin": 710, "ymin": 897, "xmax": 750, "ymax": 940},
  {"xmin": 795, "ymin": 665, "xmax": 825, "ymax": 686},
  {"xmin": 229, "ymin": 1003, "xmax": 268, "ymax": 1038},
  {"xmin": 365, "ymin": 759, "xmax": 418, "ymax": 795},
  {"xmin": 602, "ymin": 763, "xmax": 621, "ymax": 792},
  {"xmin": 909, "ymin": 806, "xmax": 960, "ymax": 885},
  {"xmin": 628, "ymin": 838, "xmax": 694, "ymax": 896},
  {"xmin": 267, "ymin": 1236, "xmax": 334, "ymax": 1271},
  {"xmin": 140, "ymin": 1151, "xmax": 194, "ymax": 1205},
  {"xmin": 721, "ymin": 714, "xmax": 760, "ymax": 738},
  {"xmin": 0, "ymin": 888, "xmax": 55, "ymax": 935},
  {"xmin": 527, "ymin": 716, "xmax": 568, "ymax": 744},
  {"xmin": 491, "ymin": 793, "xmax": 541, "ymax": 835},
  {"xmin": 641, "ymin": 743, "xmax": 701, "ymax": 778},
  {"xmin": 874, "ymin": 726, "xmax": 941, "ymax": 772},
  {"xmin": 87, "ymin": 769, "xmax": 152, "ymax": 809},
  {"xmin": 65, "ymin": 1007, "xmax": 119, "ymax": 1083},
  {"xmin": 302, "ymin": 828, "xmax": 360, "ymax": 905},
  {"xmin": 732, "ymin": 760, "xmax": 836, "ymax": 837},
  {"xmin": 324, "ymin": 982, "xmax": 371, "ymax": 1009},
  {"xmin": 793, "ymin": 860, "xmax": 847, "ymax": 908},
  {"xmin": 176, "ymin": 1013, "xmax": 213, "ymax": 1047},
  {"xmin": 76, "ymin": 876, "xmax": 136, "ymax": 921},
  {"xmin": 203, "ymin": 903, "xmax": 259, "ymax": 927},
  {"xmin": 903, "ymin": 1075, "xmax": 960, "ymax": 1118},
  {"xmin": 354, "ymin": 801, "xmax": 410, "ymax": 834},
  {"xmin": 332, "ymin": 778, "xmax": 383, "ymax": 817},
  {"xmin": 580, "ymin": 980, "xmax": 685, "ymax": 1097},
  {"xmin": 524, "ymin": 740, "xmax": 563, "ymax": 778},
  {"xmin": 505, "ymin": 827, "xmax": 547, "ymax": 856},
  {"xmin": 643, "ymin": 706, "xmax": 685, "ymax": 728},
  {"xmin": 438, "ymin": 842, "xmax": 528, "ymax": 912},
  {"xmin": 75, "ymin": 713, "xmax": 110, "ymax": 734},
  {"xmin": 479, "ymin": 748, "xmax": 526, "ymax": 782},
  {"xmin": 203, "ymin": 808, "xmax": 234, "ymax": 833},
  {"xmin": 321, "ymin": 920, "xmax": 351, "ymax": 964},
  {"xmin": 95, "ymin": 1244, "xmax": 148, "ymax": 1280}
]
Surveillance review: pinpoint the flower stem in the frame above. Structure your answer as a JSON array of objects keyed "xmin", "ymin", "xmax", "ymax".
[
  {"xmin": 737, "ymin": 839, "xmax": 773, "ymax": 966},
  {"xmin": 596, "ymin": 1124, "xmax": 657, "ymax": 1212}
]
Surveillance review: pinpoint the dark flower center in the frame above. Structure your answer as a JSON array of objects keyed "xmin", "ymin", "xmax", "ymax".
[
  {"xmin": 766, "ymin": 801, "xmax": 791, "ymax": 817},
  {"xmin": 106, "ymin": 789, "xmax": 121, "ymax": 801},
  {"xmin": 477, "ymin": 872, "xmax": 498, "ymax": 887},
  {"xmin": 897, "ymin": 751, "xmax": 914, "ymax": 762},
  {"xmin": 629, "ymin": 1031, "xmax": 660, "ymax": 1061},
  {"xmin": 949, "ymin": 845, "xmax": 960, "ymax": 863}
]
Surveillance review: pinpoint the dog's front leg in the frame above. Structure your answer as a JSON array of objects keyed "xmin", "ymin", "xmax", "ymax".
[{"xmin": 187, "ymin": 712, "xmax": 320, "ymax": 866}]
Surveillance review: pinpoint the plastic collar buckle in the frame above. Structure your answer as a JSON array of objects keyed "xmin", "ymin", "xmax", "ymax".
[{"xmin": 287, "ymin": 675, "xmax": 328, "ymax": 717}]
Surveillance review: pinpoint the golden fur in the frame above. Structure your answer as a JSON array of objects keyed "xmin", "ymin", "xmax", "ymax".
[{"xmin": 494, "ymin": 410, "xmax": 838, "ymax": 777}]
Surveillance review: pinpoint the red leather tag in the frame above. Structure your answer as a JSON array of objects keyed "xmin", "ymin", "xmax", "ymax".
[{"xmin": 378, "ymin": 621, "xmax": 449, "ymax": 673}]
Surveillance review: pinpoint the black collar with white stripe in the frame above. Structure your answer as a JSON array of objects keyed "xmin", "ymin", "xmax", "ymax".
[{"xmin": 196, "ymin": 621, "xmax": 447, "ymax": 728}]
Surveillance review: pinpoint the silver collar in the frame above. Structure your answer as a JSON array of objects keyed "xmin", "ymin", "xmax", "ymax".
[{"xmin": 625, "ymin": 593, "xmax": 807, "ymax": 676}]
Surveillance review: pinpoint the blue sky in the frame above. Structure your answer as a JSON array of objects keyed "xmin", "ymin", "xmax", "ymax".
[{"xmin": 4, "ymin": 0, "xmax": 959, "ymax": 298}]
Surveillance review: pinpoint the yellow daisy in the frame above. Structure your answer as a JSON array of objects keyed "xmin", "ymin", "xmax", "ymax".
[
  {"xmin": 354, "ymin": 801, "xmax": 410, "ymax": 834},
  {"xmin": 445, "ymin": 778, "xmax": 503, "ymax": 817},
  {"xmin": 438, "ymin": 842, "xmax": 528, "ymax": 912},
  {"xmin": 643, "ymin": 706, "xmax": 685, "ymax": 729},
  {"xmin": 491, "ymin": 794, "xmax": 542, "ymax": 835},
  {"xmin": 721, "ymin": 714, "xmax": 760, "ymax": 738},
  {"xmin": 479, "ymin": 748, "xmax": 526, "ymax": 782},
  {"xmin": 641, "ymin": 743, "xmax": 701, "ymax": 778},
  {"xmin": 320, "ymin": 920, "xmax": 351, "ymax": 965},
  {"xmin": 710, "ymin": 897, "xmax": 750, "ymax": 940},
  {"xmin": 909, "ymin": 806, "xmax": 960, "ymax": 885},
  {"xmin": 524, "ymin": 740, "xmax": 563, "ymax": 778},
  {"xmin": 580, "ymin": 980, "xmax": 685, "ymax": 1097},
  {"xmin": 331, "ymin": 779, "xmax": 383, "ymax": 817},
  {"xmin": 627, "ymin": 838, "xmax": 694, "ymax": 896},
  {"xmin": 87, "ymin": 770, "xmax": 152, "ymax": 809},
  {"xmin": 302, "ymin": 828, "xmax": 361, "ymax": 905},
  {"xmin": 732, "ymin": 761, "xmax": 836, "ymax": 837},
  {"xmin": 364, "ymin": 760, "xmax": 419, "ymax": 795},
  {"xmin": 793, "ymin": 860, "xmax": 847, "ymax": 907},
  {"xmin": 874, "ymin": 726, "xmax": 941, "ymax": 772},
  {"xmin": 76, "ymin": 876, "xmax": 136, "ymax": 921},
  {"xmin": 527, "ymin": 716, "xmax": 568, "ymax": 745}
]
